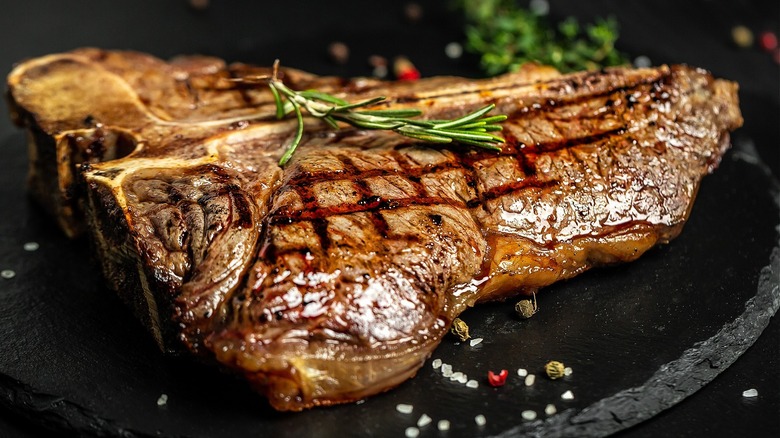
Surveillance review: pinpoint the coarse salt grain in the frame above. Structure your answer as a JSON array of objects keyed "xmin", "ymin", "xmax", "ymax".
[
  {"xmin": 405, "ymin": 426, "xmax": 420, "ymax": 438},
  {"xmin": 437, "ymin": 420, "xmax": 450, "ymax": 431},
  {"xmin": 458, "ymin": 374, "xmax": 468, "ymax": 384},
  {"xmin": 450, "ymin": 371, "xmax": 464, "ymax": 381},
  {"xmin": 561, "ymin": 390, "xmax": 574, "ymax": 400},
  {"xmin": 466, "ymin": 379, "xmax": 479, "ymax": 388},
  {"xmin": 521, "ymin": 410, "xmax": 537, "ymax": 421},
  {"xmin": 432, "ymin": 358, "xmax": 442, "ymax": 369},
  {"xmin": 475, "ymin": 414, "xmax": 486, "ymax": 426},
  {"xmin": 742, "ymin": 388, "xmax": 758, "ymax": 398},
  {"xmin": 545, "ymin": 404, "xmax": 557, "ymax": 415},
  {"xmin": 23, "ymin": 242, "xmax": 39, "ymax": 251},
  {"xmin": 442, "ymin": 369, "xmax": 453, "ymax": 378},
  {"xmin": 417, "ymin": 413, "xmax": 432, "ymax": 427},
  {"xmin": 564, "ymin": 367, "xmax": 573, "ymax": 376},
  {"xmin": 441, "ymin": 363, "xmax": 452, "ymax": 374},
  {"xmin": 444, "ymin": 42, "xmax": 463, "ymax": 59},
  {"xmin": 396, "ymin": 403, "xmax": 414, "ymax": 414},
  {"xmin": 524, "ymin": 374, "xmax": 536, "ymax": 386},
  {"xmin": 469, "ymin": 337, "xmax": 483, "ymax": 347},
  {"xmin": 517, "ymin": 368, "xmax": 528, "ymax": 377},
  {"xmin": 156, "ymin": 394, "xmax": 168, "ymax": 406},
  {"xmin": 633, "ymin": 55, "xmax": 652, "ymax": 68},
  {"xmin": 1, "ymin": 270, "xmax": 15, "ymax": 279}
]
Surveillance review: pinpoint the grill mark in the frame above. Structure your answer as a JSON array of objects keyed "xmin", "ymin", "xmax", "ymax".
[
  {"xmin": 352, "ymin": 173, "xmax": 391, "ymax": 239},
  {"xmin": 389, "ymin": 68, "xmax": 669, "ymax": 109},
  {"xmin": 270, "ymin": 196, "xmax": 465, "ymax": 225},
  {"xmin": 270, "ymin": 73, "xmax": 671, "ymax": 226}
]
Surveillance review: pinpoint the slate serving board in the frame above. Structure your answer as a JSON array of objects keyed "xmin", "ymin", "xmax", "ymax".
[{"xmin": 0, "ymin": 1, "xmax": 778, "ymax": 437}]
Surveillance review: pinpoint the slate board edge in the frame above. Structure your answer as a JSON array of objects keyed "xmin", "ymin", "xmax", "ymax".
[
  {"xmin": 0, "ymin": 152, "xmax": 778, "ymax": 438},
  {"xmin": 494, "ymin": 151, "xmax": 780, "ymax": 438}
]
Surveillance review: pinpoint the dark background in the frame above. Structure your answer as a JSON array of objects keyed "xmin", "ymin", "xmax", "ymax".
[{"xmin": 0, "ymin": 1, "xmax": 777, "ymax": 437}]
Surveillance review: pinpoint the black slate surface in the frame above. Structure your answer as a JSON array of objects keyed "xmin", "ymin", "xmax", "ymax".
[{"xmin": 0, "ymin": 1, "xmax": 778, "ymax": 437}]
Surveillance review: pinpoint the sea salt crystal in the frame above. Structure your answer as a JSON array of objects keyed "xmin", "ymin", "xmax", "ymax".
[
  {"xmin": 396, "ymin": 403, "xmax": 414, "ymax": 414},
  {"xmin": 417, "ymin": 413, "xmax": 432, "ymax": 427},
  {"xmin": 524, "ymin": 374, "xmax": 536, "ymax": 386},
  {"xmin": 450, "ymin": 371, "xmax": 464, "ymax": 381},
  {"xmin": 444, "ymin": 42, "xmax": 463, "ymax": 59},
  {"xmin": 475, "ymin": 414, "xmax": 486, "ymax": 426},
  {"xmin": 466, "ymin": 379, "xmax": 479, "ymax": 388},
  {"xmin": 1, "ymin": 270, "xmax": 15, "ymax": 279},
  {"xmin": 545, "ymin": 404, "xmax": 557, "ymax": 415},
  {"xmin": 517, "ymin": 368, "xmax": 528, "ymax": 377},
  {"xmin": 441, "ymin": 363, "xmax": 452, "ymax": 375},
  {"xmin": 561, "ymin": 390, "xmax": 574, "ymax": 400},
  {"xmin": 432, "ymin": 358, "xmax": 442, "ymax": 369},
  {"xmin": 156, "ymin": 394, "xmax": 168, "ymax": 406},
  {"xmin": 437, "ymin": 420, "xmax": 451, "ymax": 431},
  {"xmin": 634, "ymin": 55, "xmax": 652, "ymax": 68},
  {"xmin": 521, "ymin": 410, "xmax": 537, "ymax": 421},
  {"xmin": 23, "ymin": 242, "xmax": 39, "ymax": 251},
  {"xmin": 457, "ymin": 374, "xmax": 468, "ymax": 384},
  {"xmin": 564, "ymin": 367, "xmax": 573, "ymax": 376},
  {"xmin": 742, "ymin": 388, "xmax": 758, "ymax": 398},
  {"xmin": 469, "ymin": 337, "xmax": 483, "ymax": 347},
  {"xmin": 405, "ymin": 426, "xmax": 420, "ymax": 438}
]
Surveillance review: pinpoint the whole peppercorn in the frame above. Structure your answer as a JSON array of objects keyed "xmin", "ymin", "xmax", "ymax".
[
  {"xmin": 450, "ymin": 317, "xmax": 470, "ymax": 341},
  {"xmin": 545, "ymin": 361, "xmax": 565, "ymax": 380}
]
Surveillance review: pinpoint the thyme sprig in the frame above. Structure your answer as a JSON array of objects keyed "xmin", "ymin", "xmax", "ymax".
[{"xmin": 234, "ymin": 61, "xmax": 507, "ymax": 166}]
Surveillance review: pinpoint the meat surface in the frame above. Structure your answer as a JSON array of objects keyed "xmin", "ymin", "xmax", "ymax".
[{"xmin": 6, "ymin": 49, "xmax": 742, "ymax": 411}]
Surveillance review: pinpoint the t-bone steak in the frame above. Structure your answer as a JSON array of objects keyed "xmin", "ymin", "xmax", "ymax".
[{"xmin": 5, "ymin": 49, "xmax": 742, "ymax": 411}]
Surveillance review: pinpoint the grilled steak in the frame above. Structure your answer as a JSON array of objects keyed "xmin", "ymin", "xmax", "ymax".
[{"xmin": 6, "ymin": 49, "xmax": 742, "ymax": 411}]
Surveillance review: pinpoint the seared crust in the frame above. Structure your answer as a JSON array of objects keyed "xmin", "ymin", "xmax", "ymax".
[{"xmin": 6, "ymin": 50, "xmax": 742, "ymax": 410}]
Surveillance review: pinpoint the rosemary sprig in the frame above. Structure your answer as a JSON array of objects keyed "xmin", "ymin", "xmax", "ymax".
[{"xmin": 235, "ymin": 61, "xmax": 507, "ymax": 166}]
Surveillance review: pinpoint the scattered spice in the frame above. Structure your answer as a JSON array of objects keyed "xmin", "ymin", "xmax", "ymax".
[
  {"xmin": 633, "ymin": 55, "xmax": 652, "ymax": 68},
  {"xmin": 524, "ymin": 374, "xmax": 536, "ymax": 386},
  {"xmin": 475, "ymin": 414, "xmax": 487, "ymax": 426},
  {"xmin": 405, "ymin": 426, "xmax": 420, "ymax": 438},
  {"xmin": 521, "ymin": 410, "xmax": 537, "ymax": 421},
  {"xmin": 731, "ymin": 25, "xmax": 754, "ymax": 48},
  {"xmin": 417, "ymin": 413, "xmax": 432, "ymax": 427},
  {"xmin": 488, "ymin": 369, "xmax": 509, "ymax": 387},
  {"xmin": 517, "ymin": 368, "xmax": 528, "ymax": 377},
  {"xmin": 450, "ymin": 317, "xmax": 470, "ymax": 341},
  {"xmin": 515, "ymin": 293, "xmax": 538, "ymax": 319},
  {"xmin": 545, "ymin": 404, "xmax": 557, "ymax": 415},
  {"xmin": 466, "ymin": 379, "xmax": 479, "ymax": 388},
  {"xmin": 759, "ymin": 31, "xmax": 778, "ymax": 52},
  {"xmin": 742, "ymin": 388, "xmax": 758, "ymax": 398},
  {"xmin": 394, "ymin": 56, "xmax": 420, "ymax": 81},
  {"xmin": 23, "ymin": 242, "xmax": 39, "ymax": 251},
  {"xmin": 469, "ymin": 337, "xmax": 483, "ymax": 347},
  {"xmin": 561, "ymin": 390, "xmax": 574, "ymax": 400},
  {"xmin": 432, "ymin": 358, "xmax": 442, "ymax": 369},
  {"xmin": 445, "ymin": 42, "xmax": 463, "ymax": 59},
  {"xmin": 328, "ymin": 42, "xmax": 350, "ymax": 65},
  {"xmin": 564, "ymin": 367, "xmax": 573, "ymax": 376},
  {"xmin": 396, "ymin": 403, "xmax": 414, "ymax": 414},
  {"xmin": 156, "ymin": 393, "xmax": 168, "ymax": 406},
  {"xmin": 188, "ymin": 0, "xmax": 209, "ymax": 10},
  {"xmin": 545, "ymin": 361, "xmax": 565, "ymax": 380},
  {"xmin": 404, "ymin": 2, "xmax": 423, "ymax": 23},
  {"xmin": 441, "ymin": 363, "xmax": 453, "ymax": 377},
  {"xmin": 437, "ymin": 420, "xmax": 451, "ymax": 431},
  {"xmin": 1, "ymin": 270, "xmax": 15, "ymax": 279}
]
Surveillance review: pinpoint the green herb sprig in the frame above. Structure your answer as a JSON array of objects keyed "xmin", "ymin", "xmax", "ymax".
[
  {"xmin": 455, "ymin": 0, "xmax": 628, "ymax": 75},
  {"xmin": 234, "ymin": 61, "xmax": 507, "ymax": 166}
]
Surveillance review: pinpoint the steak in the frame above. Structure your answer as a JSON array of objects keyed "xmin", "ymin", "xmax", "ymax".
[{"xmin": 6, "ymin": 49, "xmax": 742, "ymax": 411}]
